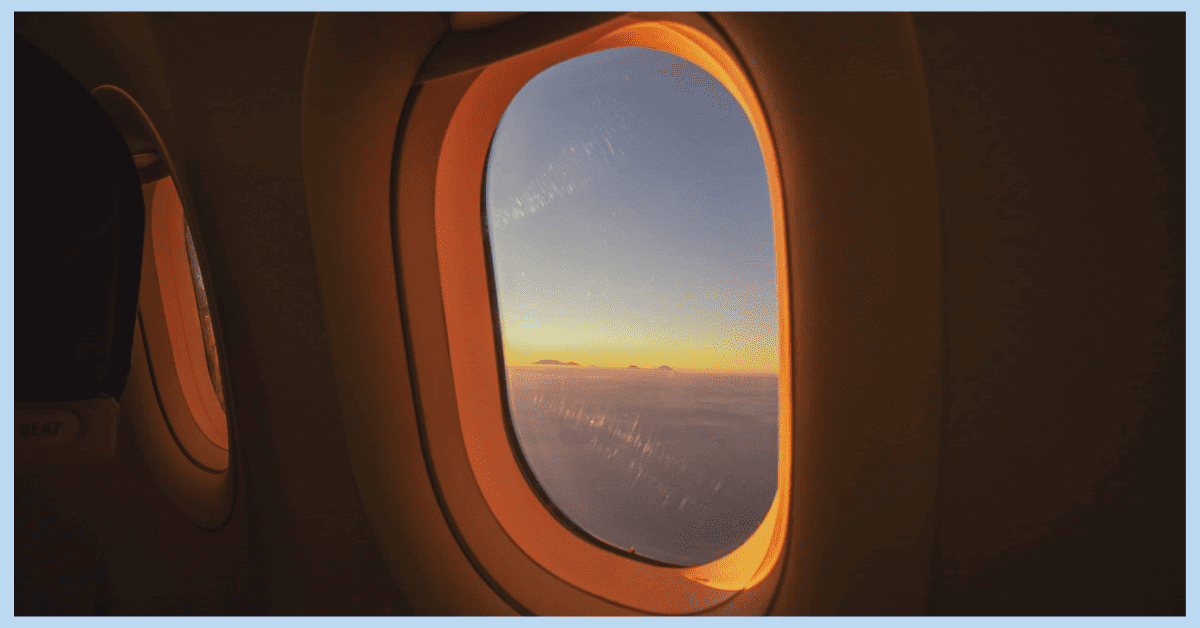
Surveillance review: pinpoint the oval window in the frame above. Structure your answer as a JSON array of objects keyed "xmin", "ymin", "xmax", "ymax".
[
  {"xmin": 485, "ymin": 47, "xmax": 779, "ymax": 567},
  {"xmin": 91, "ymin": 83, "xmax": 233, "ymax": 530}
]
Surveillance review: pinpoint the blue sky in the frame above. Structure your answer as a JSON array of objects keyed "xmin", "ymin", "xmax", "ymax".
[{"xmin": 485, "ymin": 47, "xmax": 779, "ymax": 371}]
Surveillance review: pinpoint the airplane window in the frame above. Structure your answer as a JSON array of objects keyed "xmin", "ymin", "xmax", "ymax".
[
  {"xmin": 87, "ymin": 83, "xmax": 233, "ymax": 527},
  {"xmin": 183, "ymin": 218, "xmax": 225, "ymax": 413},
  {"xmin": 485, "ymin": 47, "xmax": 779, "ymax": 567}
]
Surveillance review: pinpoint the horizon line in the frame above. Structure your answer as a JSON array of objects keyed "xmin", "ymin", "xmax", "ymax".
[{"xmin": 506, "ymin": 363, "xmax": 779, "ymax": 375}]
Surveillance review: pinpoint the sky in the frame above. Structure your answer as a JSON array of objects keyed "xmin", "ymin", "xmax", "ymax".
[{"xmin": 486, "ymin": 47, "xmax": 779, "ymax": 373}]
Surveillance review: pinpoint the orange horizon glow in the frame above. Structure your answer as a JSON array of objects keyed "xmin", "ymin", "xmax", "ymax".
[
  {"xmin": 500, "ymin": 347, "xmax": 779, "ymax": 374},
  {"xmin": 496, "ymin": 311, "xmax": 779, "ymax": 374}
]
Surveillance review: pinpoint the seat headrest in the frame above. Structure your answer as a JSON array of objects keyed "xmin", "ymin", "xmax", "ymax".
[{"xmin": 15, "ymin": 35, "xmax": 145, "ymax": 402}]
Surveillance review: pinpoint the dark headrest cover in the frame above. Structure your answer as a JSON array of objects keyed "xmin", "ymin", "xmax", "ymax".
[{"xmin": 16, "ymin": 35, "xmax": 145, "ymax": 402}]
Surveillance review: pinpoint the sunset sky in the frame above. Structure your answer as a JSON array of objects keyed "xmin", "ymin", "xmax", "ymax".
[{"xmin": 485, "ymin": 48, "xmax": 778, "ymax": 373}]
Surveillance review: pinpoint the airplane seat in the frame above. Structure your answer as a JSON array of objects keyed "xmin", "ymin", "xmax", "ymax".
[
  {"xmin": 14, "ymin": 34, "xmax": 145, "ymax": 615},
  {"xmin": 14, "ymin": 34, "xmax": 144, "ymax": 404}
]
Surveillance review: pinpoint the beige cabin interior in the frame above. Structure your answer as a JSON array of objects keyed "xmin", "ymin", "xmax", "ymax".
[{"xmin": 13, "ymin": 12, "xmax": 1183, "ymax": 615}]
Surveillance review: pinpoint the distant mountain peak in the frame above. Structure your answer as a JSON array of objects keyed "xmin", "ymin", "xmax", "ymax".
[
  {"xmin": 627, "ymin": 365, "xmax": 640, "ymax": 369},
  {"xmin": 657, "ymin": 365, "xmax": 673, "ymax": 371},
  {"xmin": 534, "ymin": 359, "xmax": 578, "ymax": 366}
]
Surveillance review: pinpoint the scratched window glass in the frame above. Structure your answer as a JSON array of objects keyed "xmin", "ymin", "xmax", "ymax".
[
  {"xmin": 485, "ymin": 48, "xmax": 779, "ymax": 566},
  {"xmin": 183, "ymin": 217, "xmax": 225, "ymax": 414}
]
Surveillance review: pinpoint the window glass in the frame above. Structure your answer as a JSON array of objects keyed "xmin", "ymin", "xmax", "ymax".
[
  {"xmin": 183, "ymin": 217, "xmax": 225, "ymax": 413},
  {"xmin": 485, "ymin": 48, "xmax": 779, "ymax": 566}
]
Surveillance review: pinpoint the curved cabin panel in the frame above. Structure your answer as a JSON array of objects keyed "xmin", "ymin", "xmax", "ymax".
[{"xmin": 12, "ymin": 12, "xmax": 1183, "ymax": 616}]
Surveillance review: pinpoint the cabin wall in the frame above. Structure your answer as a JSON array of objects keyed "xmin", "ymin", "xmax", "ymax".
[
  {"xmin": 140, "ymin": 13, "xmax": 412, "ymax": 615},
  {"xmin": 912, "ymin": 13, "xmax": 1184, "ymax": 615},
  {"xmin": 13, "ymin": 12, "xmax": 1183, "ymax": 616}
]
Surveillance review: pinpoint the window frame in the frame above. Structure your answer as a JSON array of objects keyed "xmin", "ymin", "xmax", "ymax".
[
  {"xmin": 393, "ymin": 13, "xmax": 792, "ymax": 614},
  {"xmin": 93, "ymin": 85, "xmax": 236, "ymax": 530}
]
